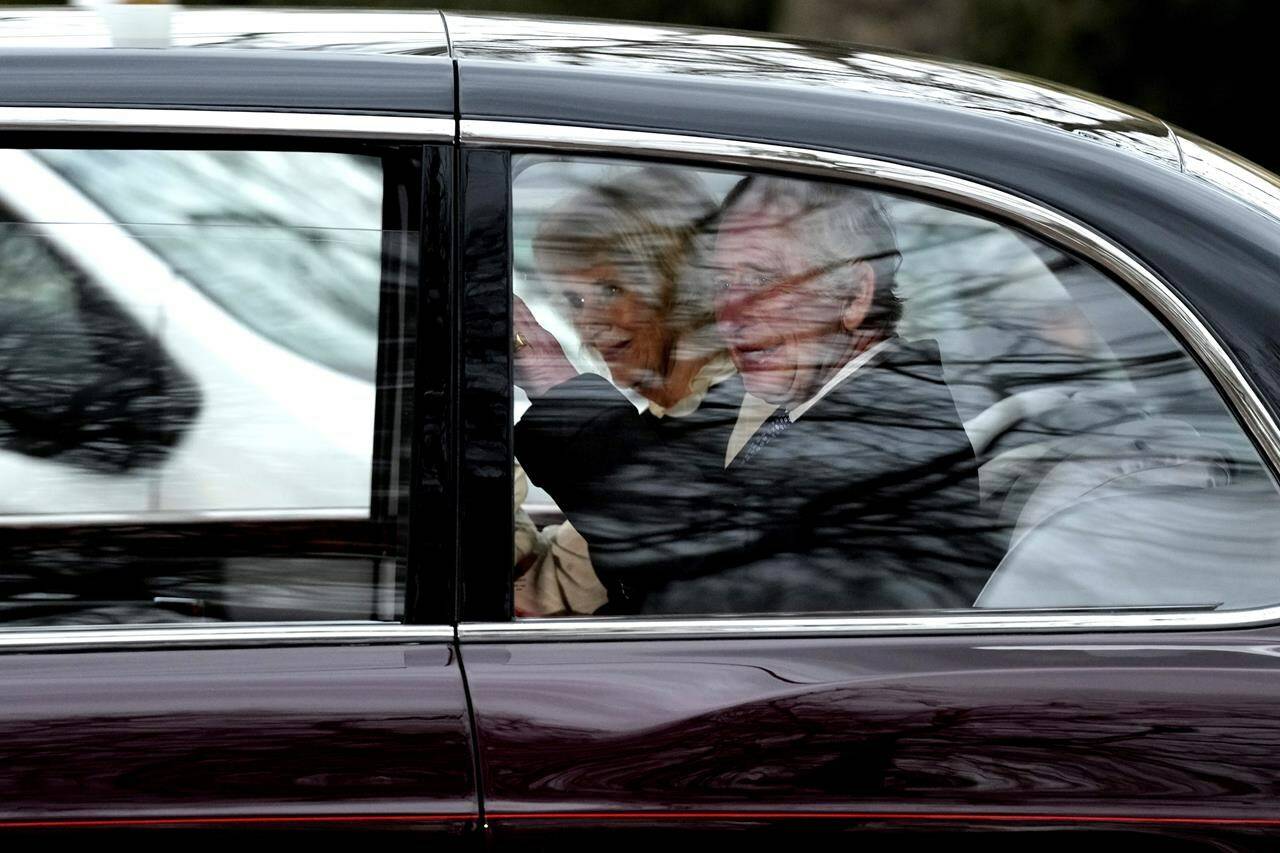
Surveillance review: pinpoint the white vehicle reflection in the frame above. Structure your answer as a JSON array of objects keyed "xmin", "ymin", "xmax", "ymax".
[{"xmin": 0, "ymin": 148, "xmax": 380, "ymax": 520}]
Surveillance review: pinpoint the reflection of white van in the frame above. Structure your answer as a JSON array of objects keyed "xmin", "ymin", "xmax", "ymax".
[{"xmin": 0, "ymin": 148, "xmax": 382, "ymax": 521}]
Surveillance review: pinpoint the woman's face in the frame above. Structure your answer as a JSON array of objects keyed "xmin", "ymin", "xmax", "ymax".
[{"xmin": 558, "ymin": 260, "xmax": 669, "ymax": 391}]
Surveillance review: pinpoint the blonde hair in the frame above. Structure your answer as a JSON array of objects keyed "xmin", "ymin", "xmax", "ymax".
[{"xmin": 532, "ymin": 166, "xmax": 719, "ymax": 347}]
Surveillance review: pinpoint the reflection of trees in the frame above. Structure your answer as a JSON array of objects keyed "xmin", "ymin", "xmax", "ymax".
[
  {"xmin": 0, "ymin": 520, "xmax": 395, "ymax": 626},
  {"xmin": 479, "ymin": 679, "xmax": 1280, "ymax": 804}
]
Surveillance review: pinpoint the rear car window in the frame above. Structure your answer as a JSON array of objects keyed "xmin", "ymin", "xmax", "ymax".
[{"xmin": 509, "ymin": 154, "xmax": 1280, "ymax": 618}]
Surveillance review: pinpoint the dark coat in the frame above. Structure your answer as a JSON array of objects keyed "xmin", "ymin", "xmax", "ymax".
[{"xmin": 516, "ymin": 338, "xmax": 995, "ymax": 614}]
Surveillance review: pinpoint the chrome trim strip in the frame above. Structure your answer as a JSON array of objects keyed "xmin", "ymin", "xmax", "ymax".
[
  {"xmin": 461, "ymin": 119, "xmax": 1280, "ymax": 640},
  {"xmin": 0, "ymin": 107, "xmax": 453, "ymax": 140},
  {"xmin": 0, "ymin": 507, "xmax": 369, "ymax": 528},
  {"xmin": 461, "ymin": 608, "xmax": 1280, "ymax": 642},
  {"xmin": 0, "ymin": 622, "xmax": 454, "ymax": 651}
]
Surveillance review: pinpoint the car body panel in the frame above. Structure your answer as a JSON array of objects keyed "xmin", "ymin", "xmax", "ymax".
[
  {"xmin": 463, "ymin": 630, "xmax": 1280, "ymax": 844},
  {"xmin": 0, "ymin": 642, "xmax": 477, "ymax": 833}
]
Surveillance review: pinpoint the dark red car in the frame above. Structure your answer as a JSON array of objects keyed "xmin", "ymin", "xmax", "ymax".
[{"xmin": 3, "ymin": 8, "xmax": 1280, "ymax": 851}]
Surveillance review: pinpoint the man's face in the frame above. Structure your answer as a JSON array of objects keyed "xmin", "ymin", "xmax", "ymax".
[{"xmin": 712, "ymin": 203, "xmax": 857, "ymax": 406}]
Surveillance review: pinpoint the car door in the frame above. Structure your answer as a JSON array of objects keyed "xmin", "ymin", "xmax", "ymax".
[
  {"xmin": 454, "ymin": 132, "xmax": 1280, "ymax": 852},
  {"xmin": 0, "ymin": 113, "xmax": 477, "ymax": 842}
]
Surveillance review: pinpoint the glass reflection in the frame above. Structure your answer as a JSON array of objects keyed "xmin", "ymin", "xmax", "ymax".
[
  {"xmin": 0, "ymin": 150, "xmax": 410, "ymax": 626},
  {"xmin": 34, "ymin": 148, "xmax": 383, "ymax": 382},
  {"xmin": 0, "ymin": 222, "xmax": 383, "ymax": 514},
  {"xmin": 512, "ymin": 155, "xmax": 1280, "ymax": 618},
  {"xmin": 0, "ymin": 221, "xmax": 199, "ymax": 494}
]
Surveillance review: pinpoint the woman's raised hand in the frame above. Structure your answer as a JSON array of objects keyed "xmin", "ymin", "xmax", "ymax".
[{"xmin": 514, "ymin": 296, "xmax": 578, "ymax": 398}]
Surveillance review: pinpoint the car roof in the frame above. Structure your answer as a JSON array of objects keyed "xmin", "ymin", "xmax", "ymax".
[
  {"xmin": 0, "ymin": 8, "xmax": 453, "ymax": 115},
  {"xmin": 443, "ymin": 12, "xmax": 1182, "ymax": 171},
  {"xmin": 0, "ymin": 8, "xmax": 449, "ymax": 53},
  {"xmin": 1, "ymin": 8, "xmax": 1180, "ymax": 170}
]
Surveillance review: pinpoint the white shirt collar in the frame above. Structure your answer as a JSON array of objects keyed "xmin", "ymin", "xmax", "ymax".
[
  {"xmin": 724, "ymin": 337, "xmax": 893, "ymax": 467},
  {"xmin": 787, "ymin": 337, "xmax": 893, "ymax": 422}
]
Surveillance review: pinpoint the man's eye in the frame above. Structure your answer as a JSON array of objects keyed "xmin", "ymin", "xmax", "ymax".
[
  {"xmin": 601, "ymin": 281, "xmax": 623, "ymax": 298},
  {"xmin": 564, "ymin": 292, "xmax": 586, "ymax": 311}
]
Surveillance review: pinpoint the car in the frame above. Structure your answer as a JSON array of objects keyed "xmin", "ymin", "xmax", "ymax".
[{"xmin": 3, "ymin": 7, "xmax": 1280, "ymax": 850}]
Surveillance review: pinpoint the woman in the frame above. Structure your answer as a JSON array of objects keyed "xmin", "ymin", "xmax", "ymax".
[{"xmin": 512, "ymin": 166, "xmax": 741, "ymax": 616}]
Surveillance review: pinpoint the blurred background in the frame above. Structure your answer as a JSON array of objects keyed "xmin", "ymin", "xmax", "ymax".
[{"xmin": 4, "ymin": 0, "xmax": 1275, "ymax": 171}]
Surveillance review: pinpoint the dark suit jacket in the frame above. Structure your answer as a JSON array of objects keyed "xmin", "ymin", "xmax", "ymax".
[{"xmin": 516, "ymin": 338, "xmax": 995, "ymax": 615}]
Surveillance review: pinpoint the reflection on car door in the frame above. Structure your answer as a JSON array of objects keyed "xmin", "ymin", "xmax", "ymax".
[
  {"xmin": 2, "ymin": 641, "xmax": 476, "ymax": 839},
  {"xmin": 464, "ymin": 632, "xmax": 1280, "ymax": 851}
]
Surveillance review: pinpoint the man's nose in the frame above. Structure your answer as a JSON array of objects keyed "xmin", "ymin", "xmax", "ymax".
[
  {"xmin": 716, "ymin": 296, "xmax": 764, "ymax": 348},
  {"xmin": 716, "ymin": 282, "xmax": 768, "ymax": 330}
]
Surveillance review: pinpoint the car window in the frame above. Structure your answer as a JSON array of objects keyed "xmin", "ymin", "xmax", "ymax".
[
  {"xmin": 0, "ymin": 147, "xmax": 416, "ymax": 627},
  {"xmin": 510, "ymin": 154, "xmax": 1280, "ymax": 618}
]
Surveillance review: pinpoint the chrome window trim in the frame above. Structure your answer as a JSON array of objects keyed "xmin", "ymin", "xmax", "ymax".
[
  {"xmin": 0, "ymin": 107, "xmax": 453, "ymax": 140},
  {"xmin": 460, "ymin": 609, "xmax": 1273, "ymax": 642},
  {"xmin": 0, "ymin": 507, "xmax": 370, "ymax": 528},
  {"xmin": 461, "ymin": 118, "xmax": 1280, "ymax": 640},
  {"xmin": 0, "ymin": 622, "xmax": 454, "ymax": 651}
]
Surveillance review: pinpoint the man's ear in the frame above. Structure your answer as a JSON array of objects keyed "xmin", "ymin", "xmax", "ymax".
[{"xmin": 840, "ymin": 261, "xmax": 876, "ymax": 334}]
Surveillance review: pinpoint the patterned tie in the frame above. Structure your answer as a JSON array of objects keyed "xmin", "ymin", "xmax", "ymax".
[{"xmin": 734, "ymin": 407, "xmax": 792, "ymax": 468}]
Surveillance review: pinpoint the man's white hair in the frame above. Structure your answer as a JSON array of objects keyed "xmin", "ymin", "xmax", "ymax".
[{"xmin": 723, "ymin": 175, "xmax": 903, "ymax": 331}]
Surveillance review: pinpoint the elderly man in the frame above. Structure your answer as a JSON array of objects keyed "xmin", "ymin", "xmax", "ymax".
[
  {"xmin": 713, "ymin": 176, "xmax": 906, "ymax": 468},
  {"xmin": 515, "ymin": 175, "xmax": 993, "ymax": 615}
]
